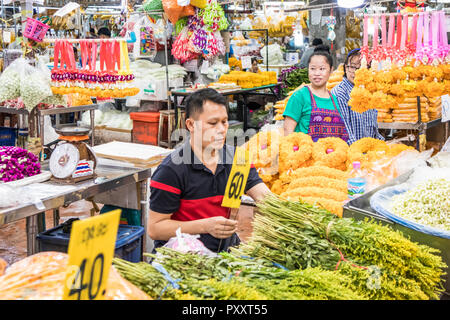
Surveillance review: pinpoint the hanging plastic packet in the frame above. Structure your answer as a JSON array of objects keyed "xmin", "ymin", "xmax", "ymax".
[
  {"xmin": 153, "ymin": 18, "xmax": 167, "ymax": 45},
  {"xmin": 163, "ymin": 227, "xmax": 218, "ymax": 257},
  {"xmin": 140, "ymin": 22, "xmax": 157, "ymax": 60}
]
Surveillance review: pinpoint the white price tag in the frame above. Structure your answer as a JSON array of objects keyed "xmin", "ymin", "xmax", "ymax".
[
  {"xmin": 287, "ymin": 52, "xmax": 299, "ymax": 65},
  {"xmin": 3, "ymin": 31, "xmax": 11, "ymax": 44},
  {"xmin": 441, "ymin": 95, "xmax": 450, "ymax": 122},
  {"xmin": 184, "ymin": 59, "xmax": 198, "ymax": 72},
  {"xmin": 200, "ymin": 60, "xmax": 209, "ymax": 74},
  {"xmin": 241, "ymin": 56, "xmax": 252, "ymax": 70}
]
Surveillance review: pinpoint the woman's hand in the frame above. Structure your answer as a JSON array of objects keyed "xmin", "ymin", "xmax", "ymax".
[{"xmin": 202, "ymin": 216, "xmax": 238, "ymax": 239}]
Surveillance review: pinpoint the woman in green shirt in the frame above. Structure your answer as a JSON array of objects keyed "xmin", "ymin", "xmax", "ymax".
[{"xmin": 283, "ymin": 45, "xmax": 349, "ymax": 143}]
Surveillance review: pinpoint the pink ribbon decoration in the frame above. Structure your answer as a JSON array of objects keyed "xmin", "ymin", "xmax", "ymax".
[
  {"xmin": 410, "ymin": 14, "xmax": 418, "ymax": 45},
  {"xmin": 388, "ymin": 13, "xmax": 395, "ymax": 47},
  {"xmin": 432, "ymin": 11, "xmax": 438, "ymax": 50},
  {"xmin": 416, "ymin": 13, "xmax": 424, "ymax": 49},
  {"xmin": 373, "ymin": 14, "xmax": 379, "ymax": 50},
  {"xmin": 396, "ymin": 13, "xmax": 402, "ymax": 49},
  {"xmin": 363, "ymin": 15, "xmax": 369, "ymax": 48},
  {"xmin": 400, "ymin": 14, "xmax": 408, "ymax": 50},
  {"xmin": 424, "ymin": 12, "xmax": 429, "ymax": 47},
  {"xmin": 381, "ymin": 14, "xmax": 387, "ymax": 47}
]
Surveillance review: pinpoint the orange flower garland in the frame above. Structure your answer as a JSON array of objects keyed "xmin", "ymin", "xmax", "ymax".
[
  {"xmin": 312, "ymin": 137, "xmax": 349, "ymax": 171},
  {"xmin": 278, "ymin": 132, "xmax": 313, "ymax": 174}
]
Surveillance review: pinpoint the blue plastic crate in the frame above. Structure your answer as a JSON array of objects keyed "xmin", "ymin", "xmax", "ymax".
[
  {"xmin": 36, "ymin": 223, "xmax": 145, "ymax": 263},
  {"xmin": 0, "ymin": 127, "xmax": 17, "ymax": 146}
]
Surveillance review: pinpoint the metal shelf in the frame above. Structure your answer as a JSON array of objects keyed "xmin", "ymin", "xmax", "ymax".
[{"xmin": 378, "ymin": 118, "xmax": 443, "ymax": 130}]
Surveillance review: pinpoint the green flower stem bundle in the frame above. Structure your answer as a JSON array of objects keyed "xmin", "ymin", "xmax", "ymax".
[
  {"xmin": 113, "ymin": 247, "xmax": 365, "ymax": 300},
  {"xmin": 231, "ymin": 195, "xmax": 447, "ymax": 300}
]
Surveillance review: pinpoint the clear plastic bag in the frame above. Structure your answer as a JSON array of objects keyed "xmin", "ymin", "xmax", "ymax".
[
  {"xmin": 428, "ymin": 136, "xmax": 450, "ymax": 168},
  {"xmin": 17, "ymin": 58, "xmax": 52, "ymax": 111},
  {"xmin": 163, "ymin": 227, "xmax": 218, "ymax": 257},
  {"xmin": 392, "ymin": 149, "xmax": 433, "ymax": 177},
  {"xmin": 0, "ymin": 59, "xmax": 21, "ymax": 102}
]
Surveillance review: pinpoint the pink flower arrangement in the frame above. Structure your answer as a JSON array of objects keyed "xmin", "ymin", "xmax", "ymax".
[{"xmin": 0, "ymin": 146, "xmax": 41, "ymax": 182}]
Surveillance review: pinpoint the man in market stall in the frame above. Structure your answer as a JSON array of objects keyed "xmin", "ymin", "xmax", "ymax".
[
  {"xmin": 298, "ymin": 38, "xmax": 323, "ymax": 69},
  {"xmin": 148, "ymin": 88, "xmax": 271, "ymax": 253}
]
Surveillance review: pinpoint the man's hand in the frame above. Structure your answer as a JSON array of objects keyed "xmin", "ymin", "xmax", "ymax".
[{"xmin": 202, "ymin": 216, "xmax": 238, "ymax": 239}]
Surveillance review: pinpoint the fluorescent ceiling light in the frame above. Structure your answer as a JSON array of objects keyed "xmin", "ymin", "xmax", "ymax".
[
  {"xmin": 337, "ymin": 0, "xmax": 365, "ymax": 8},
  {"xmin": 264, "ymin": 1, "xmax": 306, "ymax": 6}
]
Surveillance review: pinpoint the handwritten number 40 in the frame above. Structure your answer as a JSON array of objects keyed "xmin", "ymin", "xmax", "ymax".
[{"xmin": 68, "ymin": 253, "xmax": 105, "ymax": 300}]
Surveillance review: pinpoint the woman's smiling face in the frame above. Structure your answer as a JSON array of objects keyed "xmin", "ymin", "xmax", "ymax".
[{"xmin": 308, "ymin": 55, "xmax": 332, "ymax": 87}]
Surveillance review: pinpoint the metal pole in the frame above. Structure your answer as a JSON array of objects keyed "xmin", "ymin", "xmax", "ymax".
[
  {"xmin": 139, "ymin": 177, "xmax": 152, "ymax": 262},
  {"xmin": 265, "ymin": 29, "xmax": 269, "ymax": 71},
  {"xmin": 163, "ymin": 16, "xmax": 170, "ymax": 110}
]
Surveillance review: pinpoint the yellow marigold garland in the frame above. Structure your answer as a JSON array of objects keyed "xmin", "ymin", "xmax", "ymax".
[
  {"xmin": 278, "ymin": 132, "xmax": 313, "ymax": 174},
  {"xmin": 285, "ymin": 176, "xmax": 348, "ymax": 194},
  {"xmin": 312, "ymin": 137, "xmax": 349, "ymax": 170},
  {"xmin": 280, "ymin": 186, "xmax": 348, "ymax": 203},
  {"xmin": 279, "ymin": 165, "xmax": 349, "ymax": 184},
  {"xmin": 347, "ymin": 137, "xmax": 389, "ymax": 169},
  {"xmin": 298, "ymin": 197, "xmax": 344, "ymax": 217}
]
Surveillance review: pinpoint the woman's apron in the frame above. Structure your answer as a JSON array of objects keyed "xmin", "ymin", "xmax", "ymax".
[{"xmin": 306, "ymin": 86, "xmax": 349, "ymax": 143}]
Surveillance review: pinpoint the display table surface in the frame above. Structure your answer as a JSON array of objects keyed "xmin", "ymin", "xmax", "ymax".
[
  {"xmin": 0, "ymin": 161, "xmax": 152, "ymax": 257},
  {"xmin": 170, "ymin": 83, "xmax": 281, "ymax": 132}
]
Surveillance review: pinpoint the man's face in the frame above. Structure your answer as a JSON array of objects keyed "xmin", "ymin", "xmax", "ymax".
[
  {"xmin": 99, "ymin": 34, "xmax": 109, "ymax": 39},
  {"xmin": 188, "ymin": 100, "xmax": 229, "ymax": 151}
]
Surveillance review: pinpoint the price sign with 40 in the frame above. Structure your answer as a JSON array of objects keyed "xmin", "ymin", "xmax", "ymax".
[{"xmin": 63, "ymin": 210, "xmax": 121, "ymax": 300}]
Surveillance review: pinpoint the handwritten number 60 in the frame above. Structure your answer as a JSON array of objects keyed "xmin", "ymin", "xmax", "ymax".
[{"xmin": 228, "ymin": 172, "xmax": 244, "ymax": 200}]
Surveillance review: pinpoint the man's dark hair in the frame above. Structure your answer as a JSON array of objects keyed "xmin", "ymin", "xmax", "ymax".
[
  {"xmin": 312, "ymin": 38, "xmax": 323, "ymax": 46},
  {"xmin": 97, "ymin": 27, "xmax": 111, "ymax": 38},
  {"xmin": 185, "ymin": 88, "xmax": 227, "ymax": 119}
]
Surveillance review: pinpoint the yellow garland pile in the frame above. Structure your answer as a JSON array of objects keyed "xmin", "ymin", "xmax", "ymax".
[
  {"xmin": 326, "ymin": 64, "xmax": 344, "ymax": 91},
  {"xmin": 349, "ymin": 59, "xmax": 450, "ymax": 120},
  {"xmin": 273, "ymin": 84, "xmax": 305, "ymax": 121},
  {"xmin": 246, "ymin": 133, "xmax": 417, "ymax": 217},
  {"xmin": 216, "ymin": 71, "xmax": 277, "ymax": 89}
]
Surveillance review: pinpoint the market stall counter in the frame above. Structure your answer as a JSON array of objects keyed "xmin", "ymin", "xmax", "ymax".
[
  {"xmin": 0, "ymin": 160, "xmax": 152, "ymax": 259},
  {"xmin": 343, "ymin": 170, "xmax": 450, "ymax": 299},
  {"xmin": 170, "ymin": 83, "xmax": 281, "ymax": 131}
]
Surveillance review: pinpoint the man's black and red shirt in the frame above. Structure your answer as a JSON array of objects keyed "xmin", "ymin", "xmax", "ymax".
[{"xmin": 149, "ymin": 142, "xmax": 263, "ymax": 253}]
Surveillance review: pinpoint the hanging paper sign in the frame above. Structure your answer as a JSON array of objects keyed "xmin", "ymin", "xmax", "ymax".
[
  {"xmin": 3, "ymin": 31, "xmax": 11, "ymax": 43},
  {"xmin": 200, "ymin": 60, "xmax": 209, "ymax": 74},
  {"xmin": 441, "ymin": 95, "xmax": 450, "ymax": 123},
  {"xmin": 241, "ymin": 56, "xmax": 252, "ymax": 70},
  {"xmin": 287, "ymin": 52, "xmax": 299, "ymax": 65},
  {"xmin": 62, "ymin": 210, "xmax": 121, "ymax": 300},
  {"xmin": 221, "ymin": 147, "xmax": 251, "ymax": 209}
]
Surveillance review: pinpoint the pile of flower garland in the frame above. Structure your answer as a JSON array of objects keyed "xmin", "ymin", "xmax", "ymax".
[
  {"xmin": 0, "ymin": 146, "xmax": 41, "ymax": 183},
  {"xmin": 246, "ymin": 134, "xmax": 416, "ymax": 216},
  {"xmin": 216, "ymin": 71, "xmax": 277, "ymax": 89},
  {"xmin": 348, "ymin": 60, "xmax": 450, "ymax": 116}
]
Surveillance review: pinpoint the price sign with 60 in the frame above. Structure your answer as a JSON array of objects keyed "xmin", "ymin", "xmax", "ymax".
[
  {"xmin": 221, "ymin": 147, "xmax": 251, "ymax": 208},
  {"xmin": 63, "ymin": 210, "xmax": 121, "ymax": 300}
]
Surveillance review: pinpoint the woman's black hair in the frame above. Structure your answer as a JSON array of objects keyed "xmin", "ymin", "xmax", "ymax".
[
  {"xmin": 308, "ymin": 44, "xmax": 333, "ymax": 69},
  {"xmin": 343, "ymin": 48, "xmax": 361, "ymax": 79}
]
